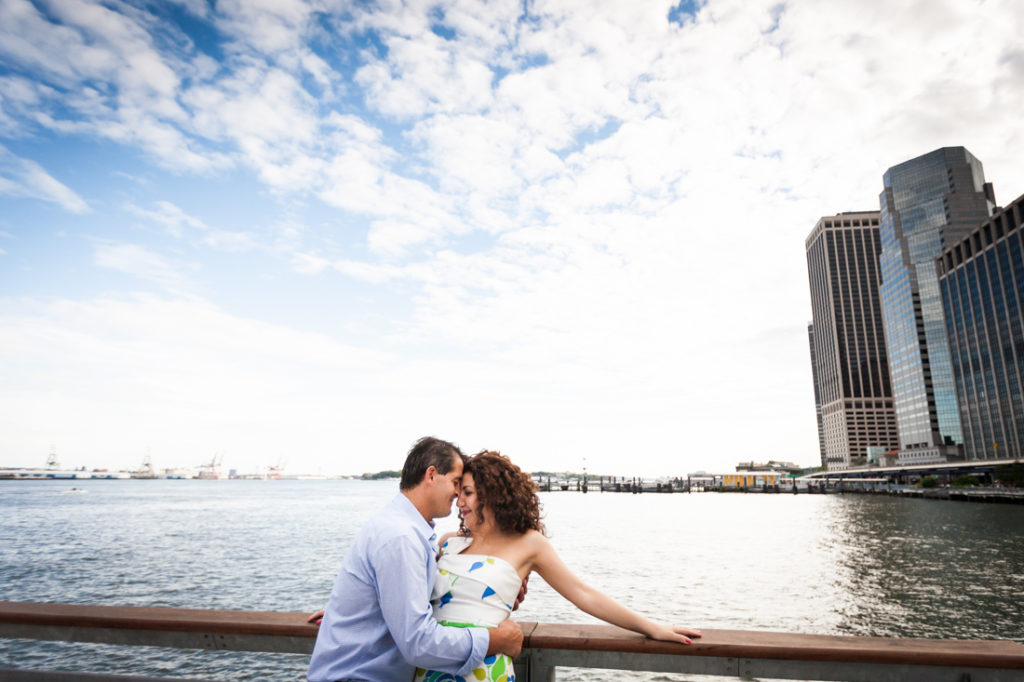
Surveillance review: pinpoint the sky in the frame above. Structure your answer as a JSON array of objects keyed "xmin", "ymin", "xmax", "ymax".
[{"xmin": 1, "ymin": 0, "xmax": 1023, "ymax": 477}]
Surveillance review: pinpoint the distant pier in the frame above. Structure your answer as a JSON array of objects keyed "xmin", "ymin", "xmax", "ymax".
[
  {"xmin": 535, "ymin": 476, "xmax": 686, "ymax": 494},
  {"xmin": 534, "ymin": 475, "xmax": 1024, "ymax": 504}
]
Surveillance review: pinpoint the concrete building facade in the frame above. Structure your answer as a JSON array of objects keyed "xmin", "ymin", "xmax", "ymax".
[
  {"xmin": 807, "ymin": 322, "xmax": 827, "ymax": 468},
  {"xmin": 806, "ymin": 211, "xmax": 899, "ymax": 470}
]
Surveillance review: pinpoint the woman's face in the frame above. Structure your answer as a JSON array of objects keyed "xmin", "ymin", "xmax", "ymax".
[{"xmin": 457, "ymin": 472, "xmax": 484, "ymax": 530}]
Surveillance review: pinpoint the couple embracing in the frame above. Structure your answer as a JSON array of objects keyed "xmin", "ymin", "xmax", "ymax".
[{"xmin": 307, "ymin": 437, "xmax": 700, "ymax": 682}]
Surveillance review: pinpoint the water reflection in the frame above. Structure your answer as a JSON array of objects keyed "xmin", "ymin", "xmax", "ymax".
[
  {"xmin": 823, "ymin": 496, "xmax": 1024, "ymax": 640},
  {"xmin": 525, "ymin": 492, "xmax": 1024, "ymax": 643}
]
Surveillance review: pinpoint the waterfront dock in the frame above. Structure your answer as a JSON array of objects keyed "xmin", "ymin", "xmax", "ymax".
[
  {"xmin": 858, "ymin": 484, "xmax": 1024, "ymax": 503},
  {"xmin": 2, "ymin": 601, "xmax": 1023, "ymax": 681},
  {"xmin": 535, "ymin": 475, "xmax": 1024, "ymax": 503}
]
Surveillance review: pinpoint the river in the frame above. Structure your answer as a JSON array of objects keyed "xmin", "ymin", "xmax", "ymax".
[{"xmin": 1, "ymin": 479, "xmax": 1022, "ymax": 680}]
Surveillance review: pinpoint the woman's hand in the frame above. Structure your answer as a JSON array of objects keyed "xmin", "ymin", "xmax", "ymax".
[
  {"xmin": 307, "ymin": 609, "xmax": 325, "ymax": 625},
  {"xmin": 647, "ymin": 624, "xmax": 702, "ymax": 644}
]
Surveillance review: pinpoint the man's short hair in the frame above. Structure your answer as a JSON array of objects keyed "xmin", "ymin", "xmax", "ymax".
[{"xmin": 400, "ymin": 437, "xmax": 463, "ymax": 490}]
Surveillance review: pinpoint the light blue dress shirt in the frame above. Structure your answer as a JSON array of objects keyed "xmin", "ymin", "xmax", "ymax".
[{"xmin": 307, "ymin": 493, "xmax": 489, "ymax": 682}]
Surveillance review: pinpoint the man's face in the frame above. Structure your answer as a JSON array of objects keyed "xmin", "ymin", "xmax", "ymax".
[{"xmin": 431, "ymin": 455, "xmax": 463, "ymax": 519}]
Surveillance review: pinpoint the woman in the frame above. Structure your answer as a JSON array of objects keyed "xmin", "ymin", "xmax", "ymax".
[{"xmin": 413, "ymin": 451, "xmax": 701, "ymax": 682}]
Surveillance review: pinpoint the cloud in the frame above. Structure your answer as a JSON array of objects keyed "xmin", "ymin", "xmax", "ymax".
[
  {"xmin": 0, "ymin": 0, "xmax": 230, "ymax": 172},
  {"xmin": 355, "ymin": 32, "xmax": 496, "ymax": 119},
  {"xmin": 121, "ymin": 200, "xmax": 263, "ymax": 256},
  {"xmin": 331, "ymin": 258, "xmax": 404, "ymax": 285},
  {"xmin": 0, "ymin": 75, "xmax": 54, "ymax": 136},
  {"xmin": 185, "ymin": 65, "xmax": 320, "ymax": 159},
  {"xmin": 213, "ymin": 0, "xmax": 321, "ymax": 55},
  {"xmin": 2, "ymin": 0, "xmax": 1024, "ymax": 475},
  {"xmin": 290, "ymin": 251, "xmax": 330, "ymax": 275},
  {"xmin": 0, "ymin": 293, "xmax": 393, "ymax": 471},
  {"xmin": 125, "ymin": 200, "xmax": 208, "ymax": 237},
  {"xmin": 201, "ymin": 230, "xmax": 261, "ymax": 252},
  {"xmin": 0, "ymin": 145, "xmax": 89, "ymax": 213},
  {"xmin": 93, "ymin": 242, "xmax": 186, "ymax": 288},
  {"xmin": 0, "ymin": 0, "xmax": 90, "ymax": 87}
]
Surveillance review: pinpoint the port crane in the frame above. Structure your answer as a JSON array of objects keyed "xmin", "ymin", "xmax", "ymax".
[
  {"xmin": 198, "ymin": 451, "xmax": 225, "ymax": 479},
  {"xmin": 266, "ymin": 457, "xmax": 287, "ymax": 480},
  {"xmin": 137, "ymin": 451, "xmax": 155, "ymax": 478}
]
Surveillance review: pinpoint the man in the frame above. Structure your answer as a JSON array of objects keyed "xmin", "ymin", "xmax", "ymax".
[{"xmin": 307, "ymin": 437, "xmax": 523, "ymax": 682}]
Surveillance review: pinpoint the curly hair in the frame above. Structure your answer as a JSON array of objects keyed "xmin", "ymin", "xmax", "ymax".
[{"xmin": 460, "ymin": 451, "xmax": 545, "ymax": 536}]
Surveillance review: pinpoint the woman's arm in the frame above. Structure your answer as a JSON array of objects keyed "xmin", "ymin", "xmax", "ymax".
[{"xmin": 528, "ymin": 533, "xmax": 700, "ymax": 644}]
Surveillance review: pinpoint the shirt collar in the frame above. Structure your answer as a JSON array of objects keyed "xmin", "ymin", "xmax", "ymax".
[{"xmin": 393, "ymin": 492, "xmax": 436, "ymax": 543}]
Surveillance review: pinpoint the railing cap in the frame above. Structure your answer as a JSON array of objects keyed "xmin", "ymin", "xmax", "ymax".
[{"xmin": 2, "ymin": 602, "xmax": 1022, "ymax": 670}]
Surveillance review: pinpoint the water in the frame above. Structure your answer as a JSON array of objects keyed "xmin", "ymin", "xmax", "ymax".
[{"xmin": 1, "ymin": 480, "xmax": 1023, "ymax": 680}]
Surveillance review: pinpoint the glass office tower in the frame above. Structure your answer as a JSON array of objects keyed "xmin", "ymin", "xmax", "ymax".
[
  {"xmin": 806, "ymin": 211, "xmax": 898, "ymax": 470},
  {"xmin": 938, "ymin": 192, "xmax": 1024, "ymax": 460},
  {"xmin": 878, "ymin": 147, "xmax": 996, "ymax": 463}
]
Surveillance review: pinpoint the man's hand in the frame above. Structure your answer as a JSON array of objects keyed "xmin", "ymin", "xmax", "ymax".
[
  {"xmin": 512, "ymin": 576, "xmax": 528, "ymax": 611},
  {"xmin": 486, "ymin": 619, "xmax": 523, "ymax": 659},
  {"xmin": 307, "ymin": 609, "xmax": 325, "ymax": 625}
]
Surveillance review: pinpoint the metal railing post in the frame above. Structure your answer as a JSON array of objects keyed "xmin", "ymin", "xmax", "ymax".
[{"xmin": 525, "ymin": 650, "xmax": 555, "ymax": 682}]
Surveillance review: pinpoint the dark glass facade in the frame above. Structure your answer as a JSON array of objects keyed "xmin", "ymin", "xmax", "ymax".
[
  {"xmin": 806, "ymin": 212, "xmax": 898, "ymax": 470},
  {"xmin": 938, "ymin": 193, "xmax": 1024, "ymax": 460},
  {"xmin": 878, "ymin": 147, "xmax": 996, "ymax": 463}
]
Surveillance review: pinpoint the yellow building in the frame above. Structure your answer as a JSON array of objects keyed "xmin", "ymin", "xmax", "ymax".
[{"xmin": 722, "ymin": 472, "xmax": 787, "ymax": 488}]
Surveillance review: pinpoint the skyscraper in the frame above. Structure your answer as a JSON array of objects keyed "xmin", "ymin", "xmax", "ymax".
[
  {"xmin": 806, "ymin": 211, "xmax": 898, "ymax": 470},
  {"xmin": 878, "ymin": 147, "xmax": 996, "ymax": 464},
  {"xmin": 938, "ymin": 191, "xmax": 1024, "ymax": 460},
  {"xmin": 807, "ymin": 322, "xmax": 827, "ymax": 468}
]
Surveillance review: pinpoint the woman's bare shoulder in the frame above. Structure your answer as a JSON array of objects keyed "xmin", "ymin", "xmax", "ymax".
[{"xmin": 520, "ymin": 528, "xmax": 551, "ymax": 550}]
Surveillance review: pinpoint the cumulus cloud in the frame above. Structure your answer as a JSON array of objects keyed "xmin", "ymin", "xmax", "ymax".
[
  {"xmin": 0, "ymin": 0, "xmax": 224, "ymax": 171},
  {"xmin": 2, "ymin": 0, "xmax": 1024, "ymax": 473},
  {"xmin": 213, "ymin": 0, "xmax": 321, "ymax": 56}
]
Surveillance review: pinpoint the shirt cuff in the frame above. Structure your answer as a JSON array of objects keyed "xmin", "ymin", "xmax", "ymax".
[{"xmin": 455, "ymin": 627, "xmax": 491, "ymax": 676}]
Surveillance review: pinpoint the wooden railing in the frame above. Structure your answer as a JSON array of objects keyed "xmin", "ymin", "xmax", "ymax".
[{"xmin": 1, "ymin": 602, "xmax": 1023, "ymax": 681}]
